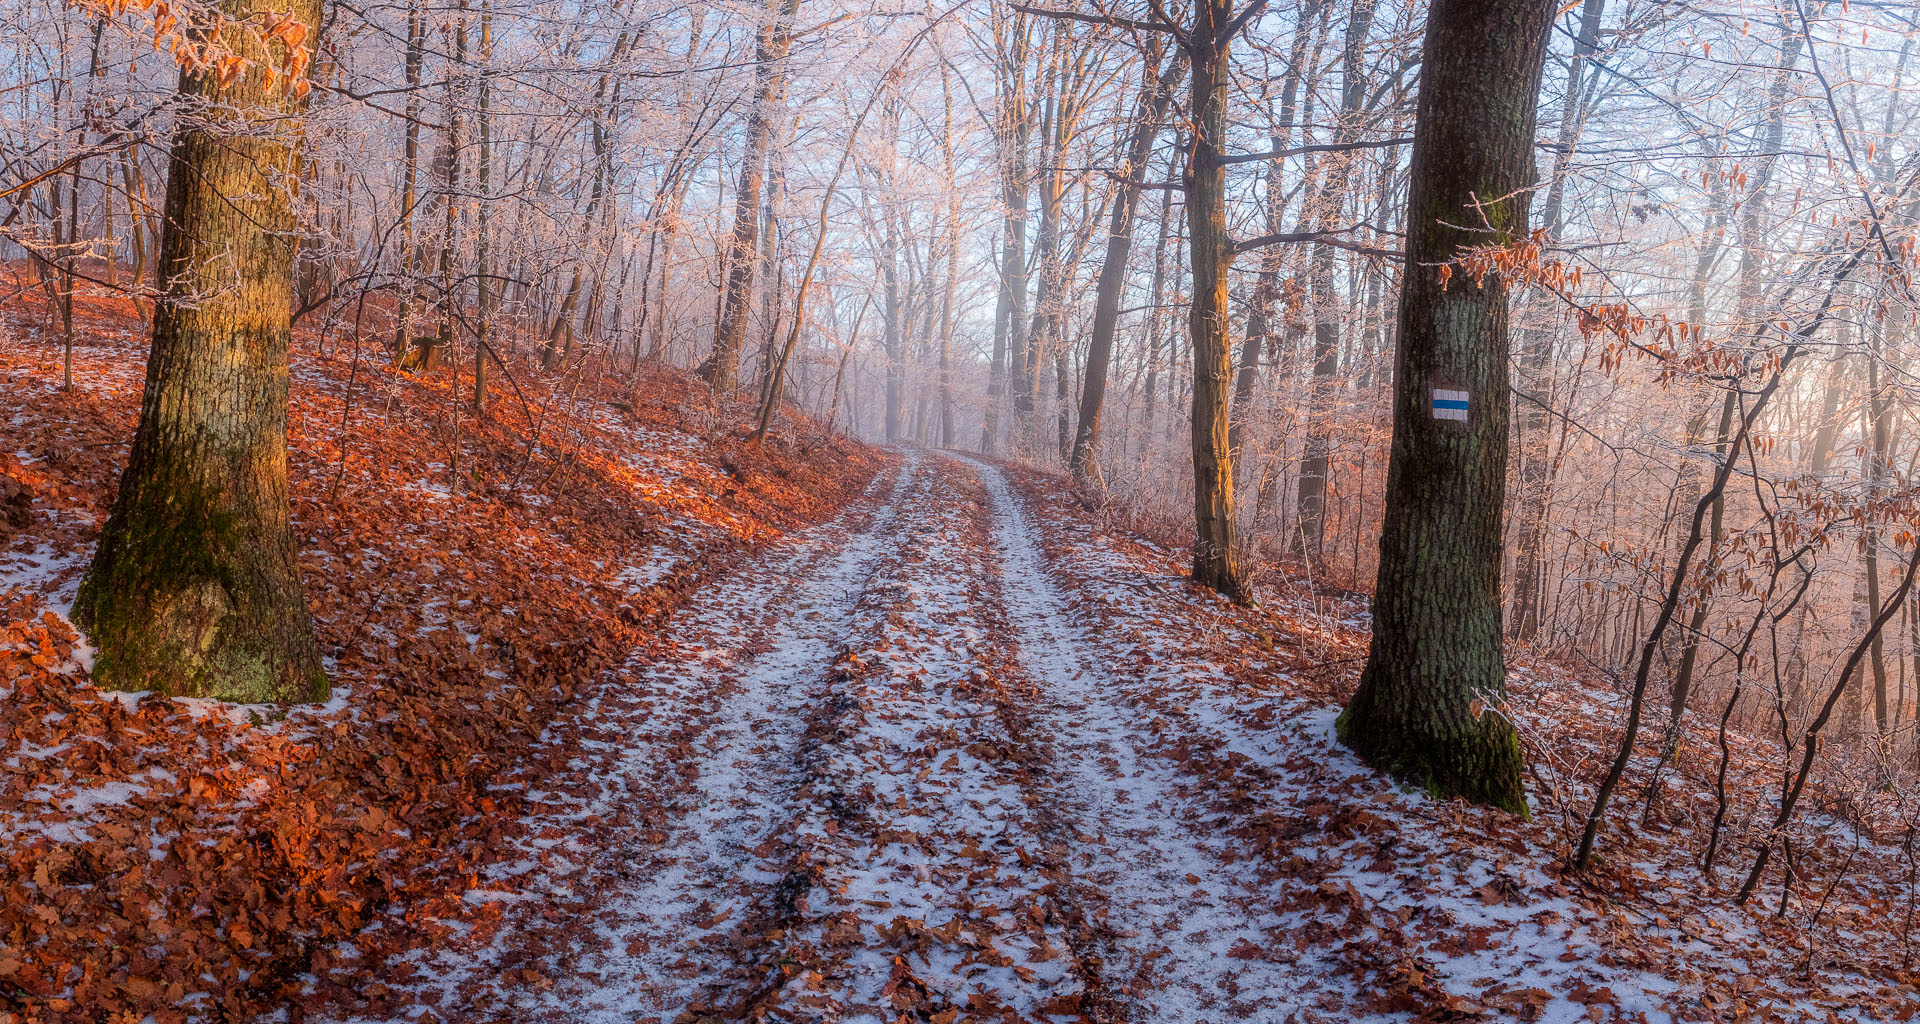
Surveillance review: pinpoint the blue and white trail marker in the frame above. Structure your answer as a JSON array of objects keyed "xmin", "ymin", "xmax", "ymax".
[{"xmin": 1432, "ymin": 387, "xmax": 1469, "ymax": 423}]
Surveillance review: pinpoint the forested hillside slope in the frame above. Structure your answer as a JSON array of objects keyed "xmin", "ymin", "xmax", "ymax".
[{"xmin": 0, "ymin": 285, "xmax": 880, "ymax": 1021}]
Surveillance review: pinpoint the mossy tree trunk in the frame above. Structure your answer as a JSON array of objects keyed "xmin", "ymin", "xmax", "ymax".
[
  {"xmin": 1336, "ymin": 0, "xmax": 1555, "ymax": 814},
  {"xmin": 74, "ymin": 0, "xmax": 327, "ymax": 703}
]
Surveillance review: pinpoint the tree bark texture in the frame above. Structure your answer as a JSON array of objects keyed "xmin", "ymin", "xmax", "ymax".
[
  {"xmin": 75, "ymin": 0, "xmax": 327, "ymax": 702},
  {"xmin": 1185, "ymin": 0, "xmax": 1245, "ymax": 599},
  {"xmin": 1336, "ymin": 0, "xmax": 1556, "ymax": 814}
]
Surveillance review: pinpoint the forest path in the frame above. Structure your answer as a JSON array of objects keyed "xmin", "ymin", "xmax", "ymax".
[
  {"xmin": 343, "ymin": 452, "xmax": 1300, "ymax": 1023},
  {"xmin": 958, "ymin": 454, "xmax": 1305, "ymax": 1020}
]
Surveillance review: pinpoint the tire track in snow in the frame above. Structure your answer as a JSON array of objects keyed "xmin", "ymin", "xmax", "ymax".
[
  {"xmin": 343, "ymin": 455, "xmax": 917, "ymax": 1022},
  {"xmin": 728, "ymin": 459, "xmax": 1094, "ymax": 1022},
  {"xmin": 954, "ymin": 453, "xmax": 1302, "ymax": 1022},
  {"xmin": 547, "ymin": 453, "xmax": 921, "ymax": 1022}
]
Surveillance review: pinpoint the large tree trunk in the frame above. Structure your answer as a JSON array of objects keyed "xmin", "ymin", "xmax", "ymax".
[
  {"xmin": 1185, "ymin": 0, "xmax": 1245, "ymax": 599},
  {"xmin": 1067, "ymin": 44, "xmax": 1184, "ymax": 481},
  {"xmin": 75, "ymin": 0, "xmax": 327, "ymax": 702},
  {"xmin": 1336, "ymin": 0, "xmax": 1555, "ymax": 814}
]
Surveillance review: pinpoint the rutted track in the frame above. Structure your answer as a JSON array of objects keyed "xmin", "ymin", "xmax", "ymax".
[
  {"xmin": 337, "ymin": 456, "xmax": 916, "ymax": 1020},
  {"xmin": 728, "ymin": 456, "xmax": 1103, "ymax": 1021},
  {"xmin": 337, "ymin": 451, "xmax": 1314, "ymax": 1023},
  {"xmin": 535, "ymin": 453, "xmax": 920, "ymax": 1020},
  {"xmin": 957, "ymin": 452, "xmax": 1303, "ymax": 1021}
]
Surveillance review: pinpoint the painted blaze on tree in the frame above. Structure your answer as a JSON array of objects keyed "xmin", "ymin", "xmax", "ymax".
[
  {"xmin": 1336, "ymin": 0, "xmax": 1557, "ymax": 814},
  {"xmin": 74, "ymin": 0, "xmax": 326, "ymax": 703}
]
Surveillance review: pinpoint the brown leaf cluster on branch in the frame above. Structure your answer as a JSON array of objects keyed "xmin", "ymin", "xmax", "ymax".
[
  {"xmin": 70, "ymin": 0, "xmax": 314, "ymax": 96},
  {"xmin": 1442, "ymin": 229, "xmax": 1721, "ymax": 379}
]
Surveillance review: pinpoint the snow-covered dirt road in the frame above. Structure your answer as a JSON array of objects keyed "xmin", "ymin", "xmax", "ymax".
[
  {"xmin": 340, "ymin": 453, "xmax": 1310, "ymax": 1022},
  {"xmin": 335, "ymin": 453, "xmax": 1720, "ymax": 1024}
]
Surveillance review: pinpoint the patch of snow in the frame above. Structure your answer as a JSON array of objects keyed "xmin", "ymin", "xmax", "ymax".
[{"xmin": 615, "ymin": 547, "xmax": 680, "ymax": 590}]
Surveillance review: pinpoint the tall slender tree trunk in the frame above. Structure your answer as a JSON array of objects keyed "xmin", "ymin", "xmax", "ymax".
[
  {"xmin": 983, "ymin": 214, "xmax": 1015, "ymax": 452},
  {"xmin": 753, "ymin": 131, "xmax": 788, "ymax": 394},
  {"xmin": 1505, "ymin": 0, "xmax": 1597, "ymax": 637},
  {"xmin": 119, "ymin": 152, "xmax": 152, "ymax": 304},
  {"xmin": 392, "ymin": 0, "xmax": 424, "ymax": 360},
  {"xmin": 472, "ymin": 0, "xmax": 494, "ymax": 410},
  {"xmin": 1643, "ymin": 170, "xmax": 1730, "ymax": 742},
  {"xmin": 646, "ymin": 174, "xmax": 694, "ymax": 363},
  {"xmin": 1185, "ymin": 0, "xmax": 1245, "ymax": 599},
  {"xmin": 1294, "ymin": 0, "xmax": 1376, "ymax": 564},
  {"xmin": 75, "ymin": 0, "xmax": 327, "ymax": 702},
  {"xmin": 1068, "ymin": 44, "xmax": 1184, "ymax": 481},
  {"xmin": 880, "ymin": 219, "xmax": 904, "ymax": 442},
  {"xmin": 698, "ymin": 0, "xmax": 801, "ymax": 391},
  {"xmin": 1665, "ymin": 389, "xmax": 1735, "ymax": 749},
  {"xmin": 1141, "ymin": 145, "xmax": 1178, "ymax": 441},
  {"xmin": 1661, "ymin": 23, "xmax": 1801, "ymax": 724},
  {"xmin": 58, "ymin": 163, "xmax": 78, "ymax": 391},
  {"xmin": 1336, "ymin": 0, "xmax": 1556, "ymax": 813},
  {"xmin": 1054, "ymin": 344, "xmax": 1072, "ymax": 462},
  {"xmin": 418, "ymin": 3, "xmax": 468, "ymax": 372},
  {"xmin": 1508, "ymin": 0, "xmax": 1605, "ymax": 641},
  {"xmin": 1866, "ymin": 335, "xmax": 1896, "ymax": 744},
  {"xmin": 1009, "ymin": 31, "xmax": 1060, "ymax": 444},
  {"xmin": 939, "ymin": 68, "xmax": 961, "ymax": 448},
  {"xmin": 541, "ymin": 44, "xmax": 626, "ymax": 371},
  {"xmin": 1018, "ymin": 98, "xmax": 1062, "ymax": 442},
  {"xmin": 983, "ymin": 13, "xmax": 1032, "ymax": 453},
  {"xmin": 1230, "ymin": 0, "xmax": 1320, "ymax": 481}
]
